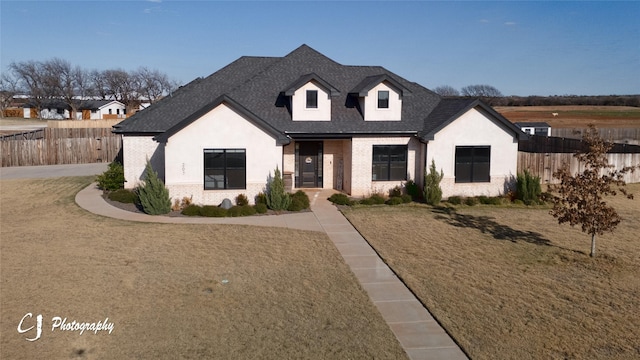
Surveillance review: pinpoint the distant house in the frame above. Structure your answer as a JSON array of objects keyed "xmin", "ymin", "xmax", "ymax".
[
  {"xmin": 514, "ymin": 122, "xmax": 551, "ymax": 136},
  {"xmin": 114, "ymin": 45, "xmax": 524, "ymax": 205},
  {"xmin": 23, "ymin": 99, "xmax": 126, "ymax": 120}
]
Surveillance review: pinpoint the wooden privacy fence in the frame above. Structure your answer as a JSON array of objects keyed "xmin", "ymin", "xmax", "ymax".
[
  {"xmin": 518, "ymin": 152, "xmax": 640, "ymax": 184},
  {"xmin": 1, "ymin": 128, "xmax": 121, "ymax": 167},
  {"xmin": 552, "ymin": 128, "xmax": 640, "ymax": 145},
  {"xmin": 47, "ymin": 120, "xmax": 123, "ymax": 128}
]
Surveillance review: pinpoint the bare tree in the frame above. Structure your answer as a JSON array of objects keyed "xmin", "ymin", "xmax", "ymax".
[
  {"xmin": 549, "ymin": 125, "xmax": 636, "ymax": 257},
  {"xmin": 461, "ymin": 84, "xmax": 503, "ymax": 98},
  {"xmin": 8, "ymin": 60, "xmax": 49, "ymax": 118},
  {"xmin": 134, "ymin": 67, "xmax": 176, "ymax": 104},
  {"xmin": 43, "ymin": 58, "xmax": 82, "ymax": 118},
  {"xmin": 433, "ymin": 85, "xmax": 460, "ymax": 97},
  {"xmin": 0, "ymin": 72, "xmax": 20, "ymax": 118},
  {"xmin": 89, "ymin": 69, "xmax": 109, "ymax": 100},
  {"xmin": 102, "ymin": 69, "xmax": 138, "ymax": 113}
]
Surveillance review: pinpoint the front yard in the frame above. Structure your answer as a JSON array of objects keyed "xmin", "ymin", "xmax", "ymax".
[
  {"xmin": 343, "ymin": 185, "xmax": 640, "ymax": 359},
  {"xmin": 0, "ymin": 177, "xmax": 406, "ymax": 359}
]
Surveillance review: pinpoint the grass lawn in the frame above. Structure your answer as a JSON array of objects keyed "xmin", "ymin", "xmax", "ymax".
[
  {"xmin": 343, "ymin": 184, "xmax": 640, "ymax": 360},
  {"xmin": 0, "ymin": 177, "xmax": 407, "ymax": 359}
]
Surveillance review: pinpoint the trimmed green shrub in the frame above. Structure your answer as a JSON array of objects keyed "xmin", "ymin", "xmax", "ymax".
[
  {"xmin": 424, "ymin": 159, "xmax": 444, "ymax": 206},
  {"xmin": 181, "ymin": 205, "xmax": 202, "ymax": 216},
  {"xmin": 235, "ymin": 194, "xmax": 249, "ymax": 206},
  {"xmin": 137, "ymin": 160, "xmax": 171, "ymax": 215},
  {"xmin": 328, "ymin": 193, "xmax": 353, "ymax": 206},
  {"xmin": 255, "ymin": 192, "xmax": 267, "ymax": 205},
  {"xmin": 516, "ymin": 169, "xmax": 542, "ymax": 205},
  {"xmin": 240, "ymin": 205, "xmax": 256, "ymax": 216},
  {"xmin": 290, "ymin": 190, "xmax": 310, "ymax": 209},
  {"xmin": 227, "ymin": 206, "xmax": 243, "ymax": 217},
  {"xmin": 390, "ymin": 186, "xmax": 403, "ymax": 198},
  {"xmin": 108, "ymin": 189, "xmax": 138, "ymax": 204},
  {"xmin": 96, "ymin": 161, "xmax": 125, "ymax": 191},
  {"xmin": 385, "ymin": 196, "xmax": 404, "ymax": 205},
  {"xmin": 254, "ymin": 203, "xmax": 268, "ymax": 214},
  {"xmin": 447, "ymin": 196, "xmax": 462, "ymax": 205},
  {"xmin": 266, "ymin": 166, "xmax": 291, "ymax": 211},
  {"xmin": 486, "ymin": 197, "xmax": 504, "ymax": 205},
  {"xmin": 200, "ymin": 205, "xmax": 227, "ymax": 217},
  {"xmin": 405, "ymin": 180, "xmax": 421, "ymax": 201},
  {"xmin": 514, "ymin": 199, "xmax": 525, "ymax": 205},
  {"xmin": 465, "ymin": 197, "xmax": 479, "ymax": 206}
]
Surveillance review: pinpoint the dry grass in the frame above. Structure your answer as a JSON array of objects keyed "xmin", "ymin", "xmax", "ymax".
[
  {"xmin": 495, "ymin": 105, "xmax": 640, "ymax": 128},
  {"xmin": 0, "ymin": 177, "xmax": 406, "ymax": 359},
  {"xmin": 343, "ymin": 185, "xmax": 640, "ymax": 360}
]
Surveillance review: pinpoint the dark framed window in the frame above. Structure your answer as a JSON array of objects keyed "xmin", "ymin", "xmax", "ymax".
[
  {"xmin": 455, "ymin": 146, "xmax": 490, "ymax": 183},
  {"xmin": 372, "ymin": 145, "xmax": 407, "ymax": 181},
  {"xmin": 204, "ymin": 149, "xmax": 246, "ymax": 189},
  {"xmin": 306, "ymin": 90, "xmax": 318, "ymax": 108},
  {"xmin": 377, "ymin": 90, "xmax": 389, "ymax": 109}
]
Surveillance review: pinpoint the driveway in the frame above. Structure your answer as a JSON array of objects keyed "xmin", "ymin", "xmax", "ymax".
[{"xmin": 0, "ymin": 163, "xmax": 109, "ymax": 180}]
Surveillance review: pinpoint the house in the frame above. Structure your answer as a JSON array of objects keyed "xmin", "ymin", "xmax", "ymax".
[
  {"xmin": 114, "ymin": 45, "xmax": 524, "ymax": 205},
  {"xmin": 78, "ymin": 100, "xmax": 126, "ymax": 120},
  {"xmin": 514, "ymin": 122, "xmax": 551, "ymax": 137},
  {"xmin": 23, "ymin": 99, "xmax": 126, "ymax": 120}
]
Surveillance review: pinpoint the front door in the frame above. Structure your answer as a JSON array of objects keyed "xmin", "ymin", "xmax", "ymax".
[{"xmin": 297, "ymin": 142, "xmax": 323, "ymax": 188}]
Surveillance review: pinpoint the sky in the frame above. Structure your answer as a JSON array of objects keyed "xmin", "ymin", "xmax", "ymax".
[{"xmin": 1, "ymin": 1, "xmax": 638, "ymax": 96}]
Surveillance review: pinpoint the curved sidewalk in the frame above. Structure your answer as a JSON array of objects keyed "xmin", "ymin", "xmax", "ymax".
[{"xmin": 76, "ymin": 183, "xmax": 468, "ymax": 360}]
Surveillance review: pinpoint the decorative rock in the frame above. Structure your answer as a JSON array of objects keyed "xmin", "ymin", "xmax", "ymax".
[{"xmin": 220, "ymin": 198, "xmax": 233, "ymax": 209}]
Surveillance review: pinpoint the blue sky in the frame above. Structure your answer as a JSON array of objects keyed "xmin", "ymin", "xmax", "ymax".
[{"xmin": 1, "ymin": 1, "xmax": 638, "ymax": 96}]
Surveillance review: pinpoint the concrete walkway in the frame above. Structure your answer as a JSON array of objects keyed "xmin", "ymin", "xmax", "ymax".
[{"xmin": 75, "ymin": 182, "xmax": 468, "ymax": 360}]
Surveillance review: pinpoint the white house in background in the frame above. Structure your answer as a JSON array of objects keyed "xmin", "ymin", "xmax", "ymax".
[
  {"xmin": 77, "ymin": 100, "xmax": 126, "ymax": 120},
  {"xmin": 113, "ymin": 45, "xmax": 524, "ymax": 205},
  {"xmin": 23, "ymin": 100, "xmax": 70, "ymax": 119},
  {"xmin": 514, "ymin": 122, "xmax": 551, "ymax": 137}
]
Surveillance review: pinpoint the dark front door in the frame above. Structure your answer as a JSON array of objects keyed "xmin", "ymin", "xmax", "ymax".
[{"xmin": 297, "ymin": 141, "xmax": 323, "ymax": 188}]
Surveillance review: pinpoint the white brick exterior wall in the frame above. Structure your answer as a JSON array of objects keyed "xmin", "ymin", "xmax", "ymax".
[{"xmin": 122, "ymin": 135, "xmax": 164, "ymax": 189}]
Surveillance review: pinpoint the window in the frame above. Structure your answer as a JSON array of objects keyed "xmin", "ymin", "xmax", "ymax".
[
  {"xmin": 372, "ymin": 145, "xmax": 407, "ymax": 181},
  {"xmin": 204, "ymin": 149, "xmax": 246, "ymax": 189},
  {"xmin": 108, "ymin": 109, "xmax": 112, "ymax": 114},
  {"xmin": 455, "ymin": 146, "xmax": 490, "ymax": 183},
  {"xmin": 377, "ymin": 90, "xmax": 389, "ymax": 109},
  {"xmin": 306, "ymin": 90, "xmax": 318, "ymax": 108}
]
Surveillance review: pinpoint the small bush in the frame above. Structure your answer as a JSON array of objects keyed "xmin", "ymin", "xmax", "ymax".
[
  {"xmin": 255, "ymin": 192, "xmax": 267, "ymax": 205},
  {"xmin": 516, "ymin": 169, "xmax": 542, "ymax": 205},
  {"xmin": 477, "ymin": 195, "xmax": 490, "ymax": 204},
  {"xmin": 235, "ymin": 194, "xmax": 249, "ymax": 206},
  {"xmin": 424, "ymin": 159, "xmax": 444, "ymax": 205},
  {"xmin": 96, "ymin": 161, "xmax": 125, "ymax": 191},
  {"xmin": 405, "ymin": 180, "xmax": 421, "ymax": 201},
  {"xmin": 328, "ymin": 193, "xmax": 353, "ymax": 206},
  {"xmin": 465, "ymin": 197, "xmax": 479, "ymax": 206},
  {"xmin": 240, "ymin": 205, "xmax": 256, "ymax": 216},
  {"xmin": 254, "ymin": 203, "xmax": 268, "ymax": 214},
  {"xmin": 266, "ymin": 166, "xmax": 291, "ymax": 211},
  {"xmin": 107, "ymin": 189, "xmax": 138, "ymax": 204},
  {"xmin": 514, "ymin": 199, "xmax": 525, "ymax": 205},
  {"xmin": 385, "ymin": 196, "xmax": 404, "ymax": 205},
  {"xmin": 401, "ymin": 194, "xmax": 412, "ymax": 203},
  {"xmin": 227, "ymin": 206, "xmax": 243, "ymax": 217},
  {"xmin": 172, "ymin": 196, "xmax": 193, "ymax": 211},
  {"xmin": 486, "ymin": 197, "xmax": 504, "ymax": 205},
  {"xmin": 137, "ymin": 160, "xmax": 171, "ymax": 215},
  {"xmin": 181, "ymin": 205, "xmax": 202, "ymax": 216},
  {"xmin": 369, "ymin": 194, "xmax": 386, "ymax": 204},
  {"xmin": 200, "ymin": 205, "xmax": 227, "ymax": 217},
  {"xmin": 447, "ymin": 196, "xmax": 462, "ymax": 205},
  {"xmin": 290, "ymin": 190, "xmax": 310, "ymax": 209},
  {"xmin": 389, "ymin": 186, "xmax": 403, "ymax": 198}
]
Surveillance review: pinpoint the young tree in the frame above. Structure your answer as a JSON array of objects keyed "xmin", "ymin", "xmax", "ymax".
[
  {"xmin": 424, "ymin": 159, "xmax": 444, "ymax": 206},
  {"xmin": 137, "ymin": 159, "xmax": 172, "ymax": 215},
  {"xmin": 549, "ymin": 125, "xmax": 636, "ymax": 257},
  {"xmin": 266, "ymin": 165, "xmax": 291, "ymax": 211}
]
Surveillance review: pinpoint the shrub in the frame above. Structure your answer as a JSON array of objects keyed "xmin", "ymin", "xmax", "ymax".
[
  {"xmin": 390, "ymin": 186, "xmax": 403, "ymax": 198},
  {"xmin": 405, "ymin": 180, "xmax": 421, "ymax": 201},
  {"xmin": 477, "ymin": 195, "xmax": 490, "ymax": 204},
  {"xmin": 288, "ymin": 198, "xmax": 307, "ymax": 212},
  {"xmin": 255, "ymin": 192, "xmax": 267, "ymax": 205},
  {"xmin": 254, "ymin": 203, "xmax": 268, "ymax": 214},
  {"xmin": 172, "ymin": 196, "xmax": 193, "ymax": 211},
  {"xmin": 96, "ymin": 161, "xmax": 125, "ymax": 191},
  {"xmin": 235, "ymin": 194, "xmax": 249, "ymax": 206},
  {"xmin": 266, "ymin": 166, "xmax": 291, "ymax": 211},
  {"xmin": 328, "ymin": 193, "xmax": 352, "ymax": 206},
  {"xmin": 239, "ymin": 205, "xmax": 256, "ymax": 216},
  {"xmin": 516, "ymin": 169, "xmax": 542, "ymax": 205},
  {"xmin": 108, "ymin": 189, "xmax": 138, "ymax": 204},
  {"xmin": 486, "ymin": 197, "xmax": 504, "ymax": 205},
  {"xmin": 447, "ymin": 196, "xmax": 462, "ymax": 205},
  {"xmin": 291, "ymin": 190, "xmax": 310, "ymax": 209},
  {"xmin": 465, "ymin": 197, "xmax": 479, "ymax": 206},
  {"xmin": 385, "ymin": 196, "xmax": 404, "ymax": 205},
  {"xmin": 200, "ymin": 205, "xmax": 227, "ymax": 217},
  {"xmin": 369, "ymin": 194, "xmax": 386, "ymax": 204},
  {"xmin": 137, "ymin": 160, "xmax": 171, "ymax": 215},
  {"xmin": 424, "ymin": 159, "xmax": 444, "ymax": 205},
  {"xmin": 401, "ymin": 194, "xmax": 412, "ymax": 203},
  {"xmin": 181, "ymin": 205, "xmax": 202, "ymax": 216},
  {"xmin": 514, "ymin": 199, "xmax": 525, "ymax": 205},
  {"xmin": 227, "ymin": 206, "xmax": 243, "ymax": 217}
]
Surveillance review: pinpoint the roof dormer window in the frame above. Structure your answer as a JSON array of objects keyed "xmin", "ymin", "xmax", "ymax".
[
  {"xmin": 377, "ymin": 90, "xmax": 389, "ymax": 109},
  {"xmin": 306, "ymin": 90, "xmax": 318, "ymax": 109}
]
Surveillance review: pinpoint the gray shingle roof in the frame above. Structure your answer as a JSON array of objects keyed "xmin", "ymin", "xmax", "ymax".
[{"xmin": 114, "ymin": 45, "xmax": 518, "ymax": 141}]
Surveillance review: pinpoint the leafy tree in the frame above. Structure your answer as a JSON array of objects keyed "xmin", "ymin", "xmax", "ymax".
[
  {"xmin": 137, "ymin": 159, "xmax": 172, "ymax": 215},
  {"xmin": 266, "ymin": 165, "xmax": 291, "ymax": 211},
  {"xmin": 549, "ymin": 125, "xmax": 636, "ymax": 257},
  {"xmin": 424, "ymin": 159, "xmax": 444, "ymax": 205}
]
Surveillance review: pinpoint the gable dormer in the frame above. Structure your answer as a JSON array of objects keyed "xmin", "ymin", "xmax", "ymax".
[
  {"xmin": 283, "ymin": 73, "xmax": 340, "ymax": 121},
  {"xmin": 350, "ymin": 74, "xmax": 411, "ymax": 121}
]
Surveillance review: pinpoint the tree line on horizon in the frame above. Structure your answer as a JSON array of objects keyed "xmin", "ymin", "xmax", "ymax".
[
  {"xmin": 434, "ymin": 84, "xmax": 639, "ymax": 107},
  {"xmin": 0, "ymin": 58, "xmax": 180, "ymax": 118}
]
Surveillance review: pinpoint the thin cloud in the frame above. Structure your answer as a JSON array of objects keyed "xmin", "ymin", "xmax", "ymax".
[
  {"xmin": 147, "ymin": 0, "xmax": 162, "ymax": 3},
  {"xmin": 479, "ymin": 19, "xmax": 490, "ymax": 24},
  {"xmin": 505, "ymin": 21, "xmax": 517, "ymax": 26}
]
